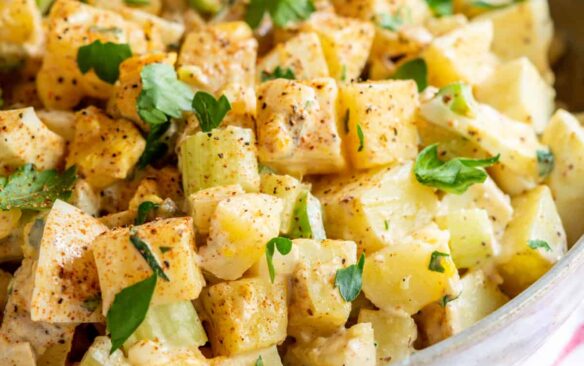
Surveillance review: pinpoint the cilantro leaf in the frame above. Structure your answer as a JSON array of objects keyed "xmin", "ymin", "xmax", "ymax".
[
  {"xmin": 425, "ymin": 0, "xmax": 453, "ymax": 17},
  {"xmin": 428, "ymin": 251, "xmax": 450, "ymax": 273},
  {"xmin": 290, "ymin": 191, "xmax": 326, "ymax": 240},
  {"xmin": 137, "ymin": 63, "xmax": 194, "ymax": 125},
  {"xmin": 356, "ymin": 124, "xmax": 365, "ymax": 152},
  {"xmin": 246, "ymin": 0, "xmax": 316, "ymax": 29},
  {"xmin": 528, "ymin": 239, "xmax": 551, "ymax": 252},
  {"xmin": 129, "ymin": 233, "xmax": 170, "ymax": 281},
  {"xmin": 192, "ymin": 92, "xmax": 231, "ymax": 132},
  {"xmin": 137, "ymin": 122, "xmax": 171, "ymax": 169},
  {"xmin": 0, "ymin": 165, "xmax": 77, "ymax": 211},
  {"xmin": 437, "ymin": 82, "xmax": 477, "ymax": 117},
  {"xmin": 265, "ymin": 237, "xmax": 293, "ymax": 283},
  {"xmin": 256, "ymin": 356, "xmax": 264, "ymax": 366},
  {"xmin": 135, "ymin": 201, "xmax": 160, "ymax": 225},
  {"xmin": 107, "ymin": 274, "xmax": 157, "ymax": 354},
  {"xmin": 335, "ymin": 254, "xmax": 365, "ymax": 302},
  {"xmin": 414, "ymin": 144, "xmax": 499, "ymax": 194},
  {"xmin": 378, "ymin": 12, "xmax": 404, "ymax": 31},
  {"xmin": 77, "ymin": 41, "xmax": 132, "ymax": 84},
  {"xmin": 391, "ymin": 58, "xmax": 428, "ymax": 92},
  {"xmin": 536, "ymin": 150, "xmax": 554, "ymax": 177},
  {"xmin": 261, "ymin": 66, "xmax": 296, "ymax": 82}
]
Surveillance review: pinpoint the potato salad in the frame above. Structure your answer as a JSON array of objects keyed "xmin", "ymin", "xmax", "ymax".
[{"xmin": 0, "ymin": 0, "xmax": 583, "ymax": 365}]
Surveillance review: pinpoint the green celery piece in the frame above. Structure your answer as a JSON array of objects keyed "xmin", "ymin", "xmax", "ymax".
[
  {"xmin": 290, "ymin": 191, "xmax": 326, "ymax": 240},
  {"xmin": 189, "ymin": 0, "xmax": 223, "ymax": 14},
  {"xmin": 123, "ymin": 301, "xmax": 208, "ymax": 352},
  {"xmin": 79, "ymin": 337, "xmax": 129, "ymax": 366}
]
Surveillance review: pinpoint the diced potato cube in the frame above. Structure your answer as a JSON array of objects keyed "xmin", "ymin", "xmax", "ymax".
[
  {"xmin": 0, "ymin": 0, "xmax": 43, "ymax": 71},
  {"xmin": 88, "ymin": 0, "xmax": 162, "ymax": 16},
  {"xmin": 300, "ymin": 13, "xmax": 374, "ymax": 81},
  {"xmin": 542, "ymin": 110, "xmax": 584, "ymax": 245},
  {"xmin": 187, "ymin": 185, "xmax": 245, "ymax": 235},
  {"xmin": 178, "ymin": 22, "xmax": 257, "ymax": 129},
  {"xmin": 31, "ymin": 200, "xmax": 108, "ymax": 323},
  {"xmin": 475, "ymin": 58, "xmax": 555, "ymax": 133},
  {"xmin": 37, "ymin": 0, "xmax": 150, "ymax": 110},
  {"xmin": 420, "ymin": 93, "xmax": 545, "ymax": 186},
  {"xmin": 498, "ymin": 186, "xmax": 567, "ymax": 296},
  {"xmin": 446, "ymin": 209, "xmax": 499, "ymax": 269},
  {"xmin": 288, "ymin": 240, "xmax": 357, "ymax": 340},
  {"xmin": 341, "ymin": 80, "xmax": 419, "ymax": 169},
  {"xmin": 330, "ymin": 0, "xmax": 393, "ymax": 20},
  {"xmin": 1, "ymin": 259, "xmax": 76, "ymax": 357},
  {"xmin": 425, "ymin": 14, "xmax": 468, "ymax": 36},
  {"xmin": 416, "ymin": 118, "xmax": 488, "ymax": 161},
  {"xmin": 71, "ymin": 179, "xmax": 101, "ymax": 217},
  {"xmin": 362, "ymin": 225, "xmax": 460, "ymax": 315},
  {"xmin": 116, "ymin": 6, "xmax": 184, "ymax": 48},
  {"xmin": 257, "ymin": 33, "xmax": 329, "ymax": 81},
  {"xmin": 179, "ymin": 126, "xmax": 260, "ymax": 197},
  {"xmin": 211, "ymin": 346, "xmax": 283, "ymax": 366},
  {"xmin": 200, "ymin": 194, "xmax": 283, "ymax": 280},
  {"xmin": 475, "ymin": 0, "xmax": 553, "ymax": 79},
  {"xmin": 93, "ymin": 217, "xmax": 205, "ymax": 313},
  {"xmin": 369, "ymin": 26, "xmax": 433, "ymax": 80},
  {"xmin": 416, "ymin": 269, "xmax": 507, "ymax": 346},
  {"xmin": 423, "ymin": 21, "xmax": 495, "ymax": 87},
  {"xmin": 260, "ymin": 174, "xmax": 307, "ymax": 234},
  {"xmin": 358, "ymin": 309, "xmax": 417, "ymax": 365},
  {"xmin": 79, "ymin": 336, "xmax": 130, "ymax": 366},
  {"xmin": 0, "ymin": 210, "xmax": 21, "ymax": 241},
  {"xmin": 36, "ymin": 110, "xmax": 76, "ymax": 141},
  {"xmin": 256, "ymin": 78, "xmax": 346, "ymax": 175},
  {"xmin": 200, "ymin": 278, "xmax": 287, "ymax": 356},
  {"xmin": 284, "ymin": 323, "xmax": 376, "ymax": 366},
  {"xmin": 0, "ymin": 108, "xmax": 66, "ymax": 171},
  {"xmin": 66, "ymin": 107, "xmax": 145, "ymax": 190},
  {"xmin": 438, "ymin": 177, "xmax": 513, "ymax": 240},
  {"xmin": 107, "ymin": 53, "xmax": 177, "ymax": 130},
  {"xmin": 315, "ymin": 162, "xmax": 438, "ymax": 254},
  {"xmin": 0, "ymin": 340, "xmax": 35, "ymax": 366}
]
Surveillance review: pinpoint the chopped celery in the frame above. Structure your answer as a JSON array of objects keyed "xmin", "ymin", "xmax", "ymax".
[
  {"xmin": 123, "ymin": 301, "xmax": 208, "ymax": 352},
  {"xmin": 180, "ymin": 126, "xmax": 260, "ymax": 197},
  {"xmin": 189, "ymin": 0, "xmax": 223, "ymax": 14},
  {"xmin": 290, "ymin": 191, "xmax": 326, "ymax": 240},
  {"xmin": 79, "ymin": 337, "xmax": 129, "ymax": 366},
  {"xmin": 260, "ymin": 174, "xmax": 306, "ymax": 234}
]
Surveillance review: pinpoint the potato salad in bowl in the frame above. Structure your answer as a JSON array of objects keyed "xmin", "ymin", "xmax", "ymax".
[{"xmin": 0, "ymin": 0, "xmax": 583, "ymax": 365}]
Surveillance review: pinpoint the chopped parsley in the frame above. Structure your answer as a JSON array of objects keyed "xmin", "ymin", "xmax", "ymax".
[
  {"xmin": 77, "ymin": 40, "xmax": 132, "ymax": 84},
  {"xmin": 135, "ymin": 201, "xmax": 160, "ymax": 225},
  {"xmin": 255, "ymin": 356, "xmax": 264, "ymax": 366},
  {"xmin": 335, "ymin": 254, "xmax": 365, "ymax": 302},
  {"xmin": 536, "ymin": 150, "xmax": 555, "ymax": 177},
  {"xmin": 428, "ymin": 251, "xmax": 450, "ymax": 273},
  {"xmin": 414, "ymin": 144, "xmax": 500, "ymax": 194},
  {"xmin": 356, "ymin": 124, "xmax": 365, "ymax": 152},
  {"xmin": 425, "ymin": 0, "xmax": 453, "ymax": 17},
  {"xmin": 129, "ymin": 233, "xmax": 170, "ymax": 281},
  {"xmin": 246, "ymin": 0, "xmax": 316, "ymax": 29},
  {"xmin": 0, "ymin": 164, "xmax": 77, "ymax": 211},
  {"xmin": 107, "ymin": 274, "xmax": 157, "ymax": 353},
  {"xmin": 191, "ymin": 92, "xmax": 231, "ymax": 132},
  {"xmin": 137, "ymin": 122, "xmax": 171, "ymax": 169},
  {"xmin": 391, "ymin": 58, "xmax": 428, "ymax": 92},
  {"xmin": 265, "ymin": 237, "xmax": 293, "ymax": 283},
  {"xmin": 528, "ymin": 239, "xmax": 551, "ymax": 252},
  {"xmin": 261, "ymin": 66, "xmax": 296, "ymax": 82},
  {"xmin": 439, "ymin": 293, "xmax": 459, "ymax": 307}
]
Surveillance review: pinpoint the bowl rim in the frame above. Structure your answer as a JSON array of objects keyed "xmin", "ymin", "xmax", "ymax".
[{"xmin": 395, "ymin": 236, "xmax": 584, "ymax": 366}]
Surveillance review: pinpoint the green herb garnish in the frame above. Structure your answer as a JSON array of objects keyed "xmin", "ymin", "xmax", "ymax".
[
  {"xmin": 414, "ymin": 144, "xmax": 499, "ymax": 194},
  {"xmin": 536, "ymin": 150, "xmax": 554, "ymax": 177},
  {"xmin": 265, "ymin": 237, "xmax": 293, "ymax": 283},
  {"xmin": 137, "ymin": 122, "xmax": 171, "ymax": 169},
  {"xmin": 0, "ymin": 164, "xmax": 77, "ymax": 211},
  {"xmin": 261, "ymin": 66, "xmax": 296, "ymax": 82},
  {"xmin": 425, "ymin": 0, "xmax": 453, "ymax": 17},
  {"xmin": 77, "ymin": 41, "xmax": 132, "ymax": 84},
  {"xmin": 356, "ymin": 124, "xmax": 365, "ymax": 152},
  {"xmin": 528, "ymin": 239, "xmax": 551, "ymax": 252},
  {"xmin": 255, "ymin": 355, "xmax": 264, "ymax": 366},
  {"xmin": 378, "ymin": 12, "xmax": 404, "ymax": 31},
  {"xmin": 428, "ymin": 251, "xmax": 450, "ymax": 273},
  {"xmin": 107, "ymin": 274, "xmax": 157, "ymax": 354},
  {"xmin": 391, "ymin": 58, "xmax": 428, "ymax": 92},
  {"xmin": 437, "ymin": 82, "xmax": 477, "ymax": 117},
  {"xmin": 335, "ymin": 254, "xmax": 365, "ymax": 302},
  {"xmin": 192, "ymin": 92, "xmax": 231, "ymax": 132},
  {"xmin": 135, "ymin": 201, "xmax": 160, "ymax": 225},
  {"xmin": 289, "ymin": 191, "xmax": 326, "ymax": 240},
  {"xmin": 246, "ymin": 0, "xmax": 316, "ymax": 29},
  {"xmin": 129, "ymin": 233, "xmax": 170, "ymax": 281},
  {"xmin": 439, "ymin": 293, "xmax": 459, "ymax": 307}
]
